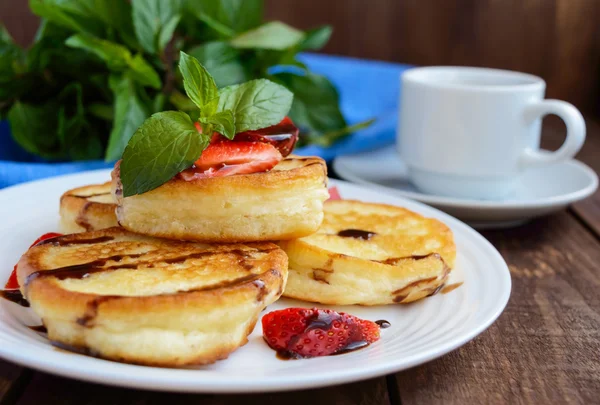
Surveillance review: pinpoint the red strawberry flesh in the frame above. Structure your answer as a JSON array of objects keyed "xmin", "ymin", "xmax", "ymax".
[
  {"xmin": 262, "ymin": 307, "xmax": 381, "ymax": 359},
  {"xmin": 184, "ymin": 117, "xmax": 298, "ymax": 180},
  {"xmin": 179, "ymin": 141, "xmax": 282, "ymax": 180}
]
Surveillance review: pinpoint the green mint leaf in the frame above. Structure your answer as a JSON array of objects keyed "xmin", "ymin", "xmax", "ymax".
[
  {"xmin": 189, "ymin": 0, "xmax": 262, "ymax": 37},
  {"xmin": 65, "ymin": 34, "xmax": 160, "ymax": 89},
  {"xmin": 300, "ymin": 25, "xmax": 332, "ymax": 51},
  {"xmin": 169, "ymin": 90, "xmax": 198, "ymax": 112},
  {"xmin": 128, "ymin": 54, "xmax": 161, "ymax": 89},
  {"xmin": 65, "ymin": 33, "xmax": 130, "ymax": 70},
  {"xmin": 88, "ymin": 103, "xmax": 114, "ymax": 121},
  {"xmin": 132, "ymin": 0, "xmax": 183, "ymax": 53},
  {"xmin": 105, "ymin": 75, "xmax": 149, "ymax": 161},
  {"xmin": 158, "ymin": 15, "xmax": 181, "ymax": 52},
  {"xmin": 121, "ymin": 111, "xmax": 207, "ymax": 197},
  {"xmin": 55, "ymin": 82, "xmax": 103, "ymax": 161},
  {"xmin": 8, "ymin": 101, "xmax": 62, "ymax": 159},
  {"xmin": 179, "ymin": 51, "xmax": 218, "ymax": 111},
  {"xmin": 29, "ymin": 0, "xmax": 104, "ymax": 36},
  {"xmin": 230, "ymin": 22, "xmax": 305, "ymax": 50},
  {"xmin": 200, "ymin": 110, "xmax": 235, "ymax": 139},
  {"xmin": 188, "ymin": 41, "xmax": 247, "ymax": 87},
  {"xmin": 272, "ymin": 72, "xmax": 346, "ymax": 133},
  {"xmin": 217, "ymin": 78, "xmax": 293, "ymax": 133}
]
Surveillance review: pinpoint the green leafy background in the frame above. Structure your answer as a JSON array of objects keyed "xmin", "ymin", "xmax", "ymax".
[{"xmin": 0, "ymin": 0, "xmax": 370, "ymax": 161}]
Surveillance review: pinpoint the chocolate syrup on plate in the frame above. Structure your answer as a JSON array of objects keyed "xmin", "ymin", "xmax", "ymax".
[
  {"xmin": 375, "ymin": 320, "xmax": 391, "ymax": 329},
  {"xmin": 0, "ymin": 289, "xmax": 29, "ymax": 307},
  {"xmin": 28, "ymin": 325, "xmax": 47, "ymax": 333}
]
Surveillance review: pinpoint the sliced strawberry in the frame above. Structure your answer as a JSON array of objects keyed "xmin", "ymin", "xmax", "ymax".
[
  {"xmin": 5, "ymin": 232, "xmax": 62, "ymax": 289},
  {"xmin": 261, "ymin": 307, "xmax": 380, "ymax": 358},
  {"xmin": 180, "ymin": 141, "xmax": 282, "ymax": 180},
  {"xmin": 234, "ymin": 117, "xmax": 299, "ymax": 157},
  {"xmin": 327, "ymin": 186, "xmax": 342, "ymax": 201}
]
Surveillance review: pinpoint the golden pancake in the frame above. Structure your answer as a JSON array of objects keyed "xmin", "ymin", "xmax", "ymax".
[
  {"xmin": 59, "ymin": 182, "xmax": 118, "ymax": 233},
  {"xmin": 112, "ymin": 156, "xmax": 329, "ymax": 242},
  {"xmin": 279, "ymin": 200, "xmax": 455, "ymax": 305},
  {"xmin": 17, "ymin": 227, "xmax": 288, "ymax": 366}
]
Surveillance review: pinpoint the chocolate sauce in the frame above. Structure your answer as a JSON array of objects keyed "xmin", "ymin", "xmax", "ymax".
[
  {"xmin": 337, "ymin": 229, "xmax": 377, "ymax": 240},
  {"xmin": 375, "ymin": 320, "xmax": 391, "ymax": 329},
  {"xmin": 25, "ymin": 253, "xmax": 146, "ymax": 287},
  {"xmin": 28, "ymin": 325, "xmax": 47, "ymax": 333},
  {"xmin": 0, "ymin": 289, "xmax": 29, "ymax": 307},
  {"xmin": 276, "ymin": 350, "xmax": 301, "ymax": 360},
  {"xmin": 381, "ymin": 253, "xmax": 441, "ymax": 265},
  {"xmin": 36, "ymin": 235, "xmax": 114, "ymax": 247},
  {"xmin": 72, "ymin": 192, "xmax": 111, "ymax": 199},
  {"xmin": 392, "ymin": 276, "xmax": 438, "ymax": 303},
  {"xmin": 275, "ymin": 311, "xmax": 373, "ymax": 360},
  {"xmin": 304, "ymin": 311, "xmax": 336, "ymax": 331},
  {"xmin": 75, "ymin": 202, "xmax": 94, "ymax": 231},
  {"xmin": 52, "ymin": 341, "xmax": 99, "ymax": 357},
  {"xmin": 441, "ymin": 282, "xmax": 463, "ymax": 294},
  {"xmin": 77, "ymin": 296, "xmax": 119, "ymax": 327},
  {"xmin": 253, "ymin": 279, "xmax": 267, "ymax": 302},
  {"xmin": 332, "ymin": 340, "xmax": 369, "ymax": 355},
  {"xmin": 427, "ymin": 284, "xmax": 445, "ymax": 297}
]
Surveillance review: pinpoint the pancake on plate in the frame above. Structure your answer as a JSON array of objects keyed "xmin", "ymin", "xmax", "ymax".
[
  {"xmin": 59, "ymin": 182, "xmax": 118, "ymax": 233},
  {"xmin": 17, "ymin": 227, "xmax": 288, "ymax": 366},
  {"xmin": 112, "ymin": 156, "xmax": 329, "ymax": 243},
  {"xmin": 279, "ymin": 200, "xmax": 456, "ymax": 306}
]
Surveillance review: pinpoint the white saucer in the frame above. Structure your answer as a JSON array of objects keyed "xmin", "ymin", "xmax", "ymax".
[{"xmin": 333, "ymin": 146, "xmax": 598, "ymax": 229}]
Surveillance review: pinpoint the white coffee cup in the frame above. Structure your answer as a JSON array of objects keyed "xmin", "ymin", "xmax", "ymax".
[{"xmin": 398, "ymin": 66, "xmax": 586, "ymax": 199}]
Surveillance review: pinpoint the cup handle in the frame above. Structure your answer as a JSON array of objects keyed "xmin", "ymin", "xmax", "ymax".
[{"xmin": 519, "ymin": 100, "xmax": 586, "ymax": 168}]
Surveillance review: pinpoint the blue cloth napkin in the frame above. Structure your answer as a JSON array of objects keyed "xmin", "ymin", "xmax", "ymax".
[{"xmin": 0, "ymin": 54, "xmax": 413, "ymax": 189}]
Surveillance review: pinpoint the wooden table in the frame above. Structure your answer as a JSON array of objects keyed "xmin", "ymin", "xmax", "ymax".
[{"xmin": 1, "ymin": 118, "xmax": 599, "ymax": 404}]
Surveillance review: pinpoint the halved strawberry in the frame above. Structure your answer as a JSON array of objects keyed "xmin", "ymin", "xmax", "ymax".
[
  {"xmin": 262, "ymin": 307, "xmax": 380, "ymax": 358},
  {"xmin": 180, "ymin": 141, "xmax": 282, "ymax": 180},
  {"xmin": 234, "ymin": 117, "xmax": 299, "ymax": 157}
]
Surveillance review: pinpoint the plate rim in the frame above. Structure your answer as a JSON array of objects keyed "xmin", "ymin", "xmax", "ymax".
[
  {"xmin": 0, "ymin": 170, "xmax": 512, "ymax": 393},
  {"xmin": 333, "ymin": 149, "xmax": 599, "ymax": 210}
]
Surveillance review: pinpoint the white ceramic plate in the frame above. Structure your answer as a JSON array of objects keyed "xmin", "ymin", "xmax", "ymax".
[
  {"xmin": 334, "ymin": 146, "xmax": 599, "ymax": 229},
  {"xmin": 0, "ymin": 169, "xmax": 511, "ymax": 393}
]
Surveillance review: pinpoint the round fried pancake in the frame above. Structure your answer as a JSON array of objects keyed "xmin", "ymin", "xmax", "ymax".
[
  {"xmin": 112, "ymin": 156, "xmax": 329, "ymax": 242},
  {"xmin": 17, "ymin": 227, "xmax": 288, "ymax": 367},
  {"xmin": 59, "ymin": 182, "xmax": 118, "ymax": 233},
  {"xmin": 279, "ymin": 200, "xmax": 456, "ymax": 306}
]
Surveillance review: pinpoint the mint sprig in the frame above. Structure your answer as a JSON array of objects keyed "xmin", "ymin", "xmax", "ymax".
[{"xmin": 120, "ymin": 51, "xmax": 293, "ymax": 197}]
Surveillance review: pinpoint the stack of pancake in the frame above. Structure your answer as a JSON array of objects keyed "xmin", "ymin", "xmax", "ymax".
[{"xmin": 17, "ymin": 155, "xmax": 455, "ymax": 366}]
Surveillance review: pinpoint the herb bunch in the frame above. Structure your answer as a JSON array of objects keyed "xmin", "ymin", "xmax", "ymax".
[{"xmin": 0, "ymin": 0, "xmax": 371, "ymax": 162}]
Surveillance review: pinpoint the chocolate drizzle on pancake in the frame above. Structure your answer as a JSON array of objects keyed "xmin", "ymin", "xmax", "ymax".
[
  {"xmin": 35, "ymin": 235, "xmax": 115, "ymax": 247},
  {"xmin": 71, "ymin": 192, "xmax": 111, "ymax": 199},
  {"xmin": 386, "ymin": 253, "xmax": 452, "ymax": 303},
  {"xmin": 337, "ymin": 229, "xmax": 377, "ymax": 240}
]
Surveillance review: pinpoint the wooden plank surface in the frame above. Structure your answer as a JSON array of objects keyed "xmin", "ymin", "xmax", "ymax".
[
  {"xmin": 570, "ymin": 120, "xmax": 600, "ymax": 237},
  {"xmin": 395, "ymin": 211, "xmax": 600, "ymax": 404},
  {"xmin": 0, "ymin": 360, "xmax": 31, "ymax": 405},
  {"xmin": 540, "ymin": 117, "xmax": 600, "ymax": 237},
  {"xmin": 13, "ymin": 373, "xmax": 389, "ymax": 405},
  {"xmin": 267, "ymin": 0, "xmax": 600, "ymax": 114}
]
